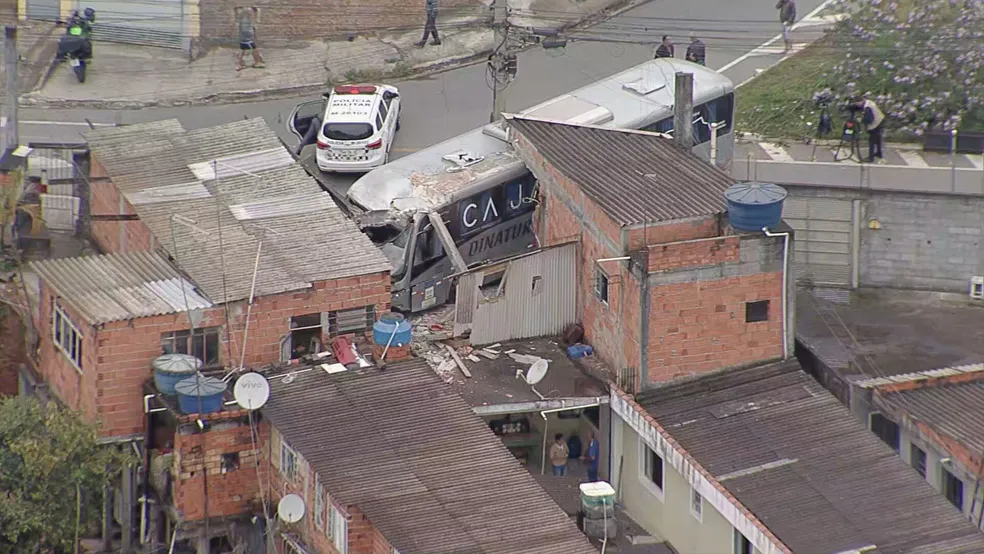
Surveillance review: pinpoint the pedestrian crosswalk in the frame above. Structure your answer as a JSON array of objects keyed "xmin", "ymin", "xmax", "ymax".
[{"xmin": 738, "ymin": 141, "xmax": 984, "ymax": 170}]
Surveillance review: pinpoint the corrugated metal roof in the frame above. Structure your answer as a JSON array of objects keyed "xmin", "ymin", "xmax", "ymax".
[
  {"xmin": 856, "ymin": 363, "xmax": 984, "ymax": 389},
  {"xmin": 262, "ymin": 359, "xmax": 597, "ymax": 554},
  {"xmin": 30, "ymin": 251, "xmax": 212, "ymax": 324},
  {"xmin": 881, "ymin": 380, "xmax": 984, "ymax": 463},
  {"xmin": 635, "ymin": 361, "xmax": 984, "ymax": 554},
  {"xmin": 83, "ymin": 119, "xmax": 391, "ymax": 302},
  {"xmin": 508, "ymin": 116, "xmax": 732, "ymax": 226}
]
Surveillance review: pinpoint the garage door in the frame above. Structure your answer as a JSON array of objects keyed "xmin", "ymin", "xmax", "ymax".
[
  {"xmin": 783, "ymin": 197, "xmax": 854, "ymax": 288},
  {"xmin": 86, "ymin": 0, "xmax": 184, "ymax": 49},
  {"xmin": 26, "ymin": 0, "xmax": 60, "ymax": 21}
]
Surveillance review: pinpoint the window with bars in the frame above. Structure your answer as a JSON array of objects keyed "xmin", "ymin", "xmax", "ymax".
[
  {"xmin": 53, "ymin": 305, "xmax": 83, "ymax": 371},
  {"xmin": 690, "ymin": 487, "xmax": 703, "ymax": 521},
  {"xmin": 161, "ymin": 327, "xmax": 222, "ymax": 366},
  {"xmin": 314, "ymin": 473, "xmax": 324, "ymax": 530},
  {"xmin": 326, "ymin": 306, "xmax": 374, "ymax": 337},
  {"xmin": 331, "ymin": 505, "xmax": 348, "ymax": 554},
  {"xmin": 280, "ymin": 441, "xmax": 297, "ymax": 481},
  {"xmin": 594, "ymin": 268, "xmax": 609, "ymax": 304}
]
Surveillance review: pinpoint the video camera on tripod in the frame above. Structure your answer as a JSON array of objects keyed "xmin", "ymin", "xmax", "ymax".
[{"xmin": 810, "ymin": 88, "xmax": 863, "ymax": 162}]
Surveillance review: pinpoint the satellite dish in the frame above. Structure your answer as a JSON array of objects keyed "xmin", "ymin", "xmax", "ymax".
[
  {"xmin": 526, "ymin": 359, "xmax": 549, "ymax": 385},
  {"xmin": 278, "ymin": 494, "xmax": 305, "ymax": 524},
  {"xmin": 233, "ymin": 373, "xmax": 270, "ymax": 410}
]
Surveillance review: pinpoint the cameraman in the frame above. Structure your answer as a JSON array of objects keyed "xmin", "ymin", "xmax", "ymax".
[{"xmin": 849, "ymin": 96, "xmax": 886, "ymax": 163}]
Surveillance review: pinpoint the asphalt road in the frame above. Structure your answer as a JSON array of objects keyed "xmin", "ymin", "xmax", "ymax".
[{"xmin": 18, "ymin": 0, "xmax": 827, "ymax": 193}]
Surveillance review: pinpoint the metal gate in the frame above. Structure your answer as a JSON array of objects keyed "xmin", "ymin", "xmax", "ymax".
[
  {"xmin": 455, "ymin": 243, "xmax": 577, "ymax": 346},
  {"xmin": 783, "ymin": 197, "xmax": 854, "ymax": 288},
  {"xmin": 26, "ymin": 0, "xmax": 60, "ymax": 20},
  {"xmin": 85, "ymin": 0, "xmax": 185, "ymax": 49}
]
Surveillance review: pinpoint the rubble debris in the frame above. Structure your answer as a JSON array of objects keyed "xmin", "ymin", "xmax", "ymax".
[
  {"xmin": 508, "ymin": 352, "xmax": 545, "ymax": 365},
  {"xmin": 504, "ymin": 349, "xmax": 516, "ymax": 354},
  {"xmin": 476, "ymin": 349, "xmax": 499, "ymax": 360},
  {"xmin": 466, "ymin": 354, "xmax": 481, "ymax": 363},
  {"xmin": 445, "ymin": 345, "xmax": 473, "ymax": 378}
]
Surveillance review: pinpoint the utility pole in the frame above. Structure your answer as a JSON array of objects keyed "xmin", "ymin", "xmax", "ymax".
[
  {"xmin": 4, "ymin": 25, "xmax": 18, "ymax": 151},
  {"xmin": 673, "ymin": 72, "xmax": 693, "ymax": 153},
  {"xmin": 488, "ymin": 0, "xmax": 516, "ymax": 123}
]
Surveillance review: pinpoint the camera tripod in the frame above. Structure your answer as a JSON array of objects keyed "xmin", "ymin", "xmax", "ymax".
[{"xmin": 833, "ymin": 114, "xmax": 864, "ymax": 163}]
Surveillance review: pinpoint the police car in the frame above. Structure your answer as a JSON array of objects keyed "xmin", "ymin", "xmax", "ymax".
[{"xmin": 310, "ymin": 84, "xmax": 401, "ymax": 173}]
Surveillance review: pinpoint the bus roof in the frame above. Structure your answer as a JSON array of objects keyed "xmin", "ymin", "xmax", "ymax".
[{"xmin": 347, "ymin": 59, "xmax": 733, "ymax": 213}]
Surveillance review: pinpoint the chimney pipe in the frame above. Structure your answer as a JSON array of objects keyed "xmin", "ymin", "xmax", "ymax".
[{"xmin": 673, "ymin": 72, "xmax": 694, "ymax": 152}]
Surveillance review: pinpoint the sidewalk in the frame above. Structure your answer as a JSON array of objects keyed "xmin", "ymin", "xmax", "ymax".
[{"xmin": 20, "ymin": 0, "xmax": 635, "ymax": 110}]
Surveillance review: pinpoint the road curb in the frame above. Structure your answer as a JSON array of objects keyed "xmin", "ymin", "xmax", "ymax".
[{"xmin": 20, "ymin": 0, "xmax": 647, "ymax": 111}]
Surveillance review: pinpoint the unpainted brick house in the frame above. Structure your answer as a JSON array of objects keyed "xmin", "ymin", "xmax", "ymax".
[
  {"xmin": 26, "ymin": 118, "xmax": 393, "ymax": 551},
  {"xmin": 507, "ymin": 116, "xmax": 795, "ymax": 390}
]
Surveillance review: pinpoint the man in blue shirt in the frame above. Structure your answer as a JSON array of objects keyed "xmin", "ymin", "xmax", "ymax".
[{"xmin": 581, "ymin": 430, "xmax": 600, "ymax": 482}]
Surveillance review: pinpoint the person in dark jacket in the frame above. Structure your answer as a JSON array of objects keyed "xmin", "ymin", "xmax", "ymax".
[
  {"xmin": 415, "ymin": 0, "xmax": 441, "ymax": 47},
  {"xmin": 776, "ymin": 0, "xmax": 796, "ymax": 52},
  {"xmin": 686, "ymin": 34, "xmax": 706, "ymax": 65},
  {"xmin": 654, "ymin": 35, "xmax": 674, "ymax": 59}
]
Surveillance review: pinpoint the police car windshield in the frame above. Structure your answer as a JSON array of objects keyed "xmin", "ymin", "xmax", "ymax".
[{"xmin": 323, "ymin": 122, "xmax": 373, "ymax": 141}]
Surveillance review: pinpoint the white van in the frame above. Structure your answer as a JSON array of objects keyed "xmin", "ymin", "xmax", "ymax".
[{"xmin": 314, "ymin": 84, "xmax": 401, "ymax": 173}]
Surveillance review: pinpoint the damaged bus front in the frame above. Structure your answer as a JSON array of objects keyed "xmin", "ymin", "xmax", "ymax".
[{"xmin": 349, "ymin": 137, "xmax": 539, "ymax": 313}]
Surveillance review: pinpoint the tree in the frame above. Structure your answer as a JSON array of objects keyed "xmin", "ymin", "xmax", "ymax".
[
  {"xmin": 826, "ymin": 0, "xmax": 984, "ymax": 135},
  {"xmin": 0, "ymin": 396, "xmax": 135, "ymax": 554}
]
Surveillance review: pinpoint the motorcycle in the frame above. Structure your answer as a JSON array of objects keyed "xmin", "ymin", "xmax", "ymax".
[{"xmin": 55, "ymin": 8, "xmax": 95, "ymax": 83}]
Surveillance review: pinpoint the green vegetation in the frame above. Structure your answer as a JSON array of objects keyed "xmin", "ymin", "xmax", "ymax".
[
  {"xmin": 0, "ymin": 397, "xmax": 136, "ymax": 554},
  {"xmin": 736, "ymin": 0, "xmax": 984, "ymax": 142}
]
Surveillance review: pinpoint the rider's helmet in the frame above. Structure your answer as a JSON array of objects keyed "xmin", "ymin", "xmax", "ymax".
[{"xmin": 83, "ymin": 7, "xmax": 95, "ymax": 21}]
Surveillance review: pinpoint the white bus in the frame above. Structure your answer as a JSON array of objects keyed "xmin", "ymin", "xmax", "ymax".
[{"xmin": 291, "ymin": 58, "xmax": 735, "ymax": 312}]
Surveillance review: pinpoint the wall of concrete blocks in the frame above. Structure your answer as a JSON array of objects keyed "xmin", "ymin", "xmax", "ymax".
[{"xmin": 787, "ymin": 186, "xmax": 984, "ymax": 293}]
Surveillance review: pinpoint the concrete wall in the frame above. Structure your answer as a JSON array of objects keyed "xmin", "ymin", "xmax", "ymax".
[
  {"xmin": 197, "ymin": 0, "xmax": 486, "ymax": 45},
  {"xmin": 613, "ymin": 417, "xmax": 762, "ymax": 554},
  {"xmin": 268, "ymin": 425, "xmax": 395, "ymax": 554},
  {"xmin": 173, "ymin": 413, "xmax": 267, "ymax": 521},
  {"xmin": 787, "ymin": 186, "xmax": 984, "ymax": 293}
]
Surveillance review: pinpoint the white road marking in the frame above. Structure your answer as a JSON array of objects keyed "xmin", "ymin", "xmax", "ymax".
[
  {"xmin": 964, "ymin": 154, "xmax": 984, "ymax": 170},
  {"xmin": 20, "ymin": 120, "xmax": 116, "ymax": 127},
  {"xmin": 899, "ymin": 151, "xmax": 930, "ymax": 168},
  {"xmin": 720, "ymin": 0, "xmax": 838, "ymax": 74},
  {"xmin": 759, "ymin": 142, "xmax": 795, "ymax": 163}
]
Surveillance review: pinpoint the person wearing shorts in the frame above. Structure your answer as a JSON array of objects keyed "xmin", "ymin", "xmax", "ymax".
[
  {"xmin": 776, "ymin": 0, "xmax": 796, "ymax": 52},
  {"xmin": 236, "ymin": 7, "xmax": 265, "ymax": 71}
]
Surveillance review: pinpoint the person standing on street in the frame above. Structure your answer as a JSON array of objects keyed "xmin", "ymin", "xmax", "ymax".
[
  {"xmin": 550, "ymin": 433, "xmax": 570, "ymax": 476},
  {"xmin": 654, "ymin": 35, "xmax": 674, "ymax": 59},
  {"xmin": 415, "ymin": 0, "xmax": 441, "ymax": 47},
  {"xmin": 686, "ymin": 34, "xmax": 706, "ymax": 65},
  {"xmin": 235, "ymin": 7, "xmax": 265, "ymax": 71},
  {"xmin": 580, "ymin": 430, "xmax": 601, "ymax": 482},
  {"xmin": 776, "ymin": 0, "xmax": 796, "ymax": 53},
  {"xmin": 852, "ymin": 96, "xmax": 886, "ymax": 163}
]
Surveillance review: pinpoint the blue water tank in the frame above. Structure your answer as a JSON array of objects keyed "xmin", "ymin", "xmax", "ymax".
[
  {"xmin": 152, "ymin": 353, "xmax": 202, "ymax": 396},
  {"xmin": 174, "ymin": 373, "xmax": 227, "ymax": 415},
  {"xmin": 373, "ymin": 312, "xmax": 412, "ymax": 347},
  {"xmin": 725, "ymin": 182, "xmax": 788, "ymax": 232}
]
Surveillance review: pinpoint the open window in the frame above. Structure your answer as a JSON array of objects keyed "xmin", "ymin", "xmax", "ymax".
[{"xmin": 289, "ymin": 313, "xmax": 322, "ymax": 359}]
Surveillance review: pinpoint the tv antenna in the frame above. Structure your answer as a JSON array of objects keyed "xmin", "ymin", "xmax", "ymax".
[
  {"xmin": 233, "ymin": 372, "xmax": 270, "ymax": 411},
  {"xmin": 516, "ymin": 358, "xmax": 549, "ymax": 399},
  {"xmin": 277, "ymin": 494, "xmax": 305, "ymax": 524}
]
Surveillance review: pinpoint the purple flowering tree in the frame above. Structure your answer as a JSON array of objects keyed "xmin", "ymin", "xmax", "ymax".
[{"xmin": 826, "ymin": 0, "xmax": 984, "ymax": 135}]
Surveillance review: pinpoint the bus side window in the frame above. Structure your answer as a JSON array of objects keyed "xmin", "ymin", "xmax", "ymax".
[{"xmin": 711, "ymin": 93, "xmax": 734, "ymax": 136}]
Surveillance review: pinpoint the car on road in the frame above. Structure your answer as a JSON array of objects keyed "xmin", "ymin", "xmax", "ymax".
[{"xmin": 288, "ymin": 84, "xmax": 401, "ymax": 173}]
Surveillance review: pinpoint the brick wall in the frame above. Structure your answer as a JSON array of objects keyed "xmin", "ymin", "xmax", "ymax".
[
  {"xmin": 197, "ymin": 0, "xmax": 486, "ymax": 45},
  {"xmin": 88, "ymin": 163, "xmax": 156, "ymax": 255},
  {"xmin": 0, "ymin": 306, "xmax": 25, "ymax": 396},
  {"xmin": 173, "ymin": 414, "xmax": 266, "ymax": 521},
  {"xmin": 36, "ymin": 271, "xmax": 390, "ymax": 439},
  {"xmin": 646, "ymin": 235, "xmax": 740, "ymax": 272},
  {"xmin": 36, "ymin": 281, "xmax": 101, "ymax": 421},
  {"xmin": 625, "ymin": 216, "xmax": 720, "ymax": 251},
  {"xmin": 266, "ymin": 424, "xmax": 394, "ymax": 554},
  {"xmin": 647, "ymin": 272, "xmax": 784, "ymax": 382}
]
